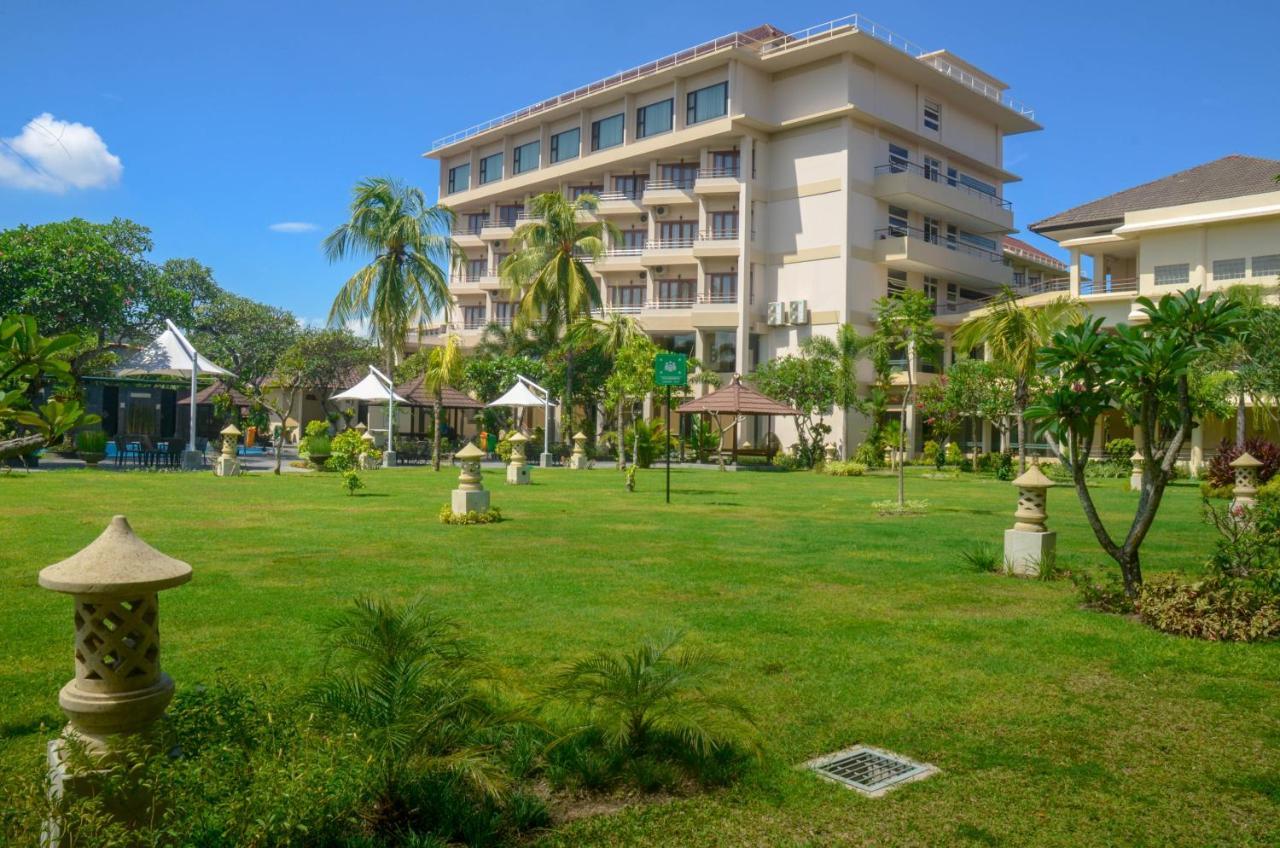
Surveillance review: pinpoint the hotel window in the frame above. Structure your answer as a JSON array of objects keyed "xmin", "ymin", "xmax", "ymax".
[
  {"xmin": 465, "ymin": 212, "xmax": 489, "ymax": 233},
  {"xmin": 569, "ymin": 184, "xmax": 602, "ymax": 199},
  {"xmin": 492, "ymin": 251, "xmax": 510, "ymax": 270},
  {"xmin": 1155, "ymin": 263, "xmax": 1190, "ymax": 286},
  {"xmin": 711, "ymin": 150, "xmax": 740, "ymax": 175},
  {"xmin": 923, "ymin": 276, "xmax": 939, "ymax": 304},
  {"xmin": 447, "ymin": 163, "xmax": 470, "ymax": 194},
  {"xmin": 887, "ymin": 269, "xmax": 908, "ymax": 297},
  {"xmin": 465, "ymin": 258, "xmax": 486, "ymax": 279},
  {"xmin": 1013, "ymin": 270, "xmax": 1026, "ymax": 286},
  {"xmin": 659, "ymin": 162, "xmax": 698, "ymax": 188},
  {"xmin": 924, "ymin": 156, "xmax": 942, "ymax": 182},
  {"xmin": 709, "ymin": 211, "xmax": 738, "ymax": 237},
  {"xmin": 619, "ymin": 229, "xmax": 646, "ymax": 249},
  {"xmin": 923, "ymin": 99, "xmax": 941, "ymax": 132},
  {"xmin": 708, "ymin": 330, "xmax": 736, "ymax": 371},
  {"xmin": 550, "ymin": 127, "xmax": 580, "ymax": 163},
  {"xmin": 686, "ymin": 81, "xmax": 728, "ymax": 125},
  {"xmin": 492, "ymin": 301, "xmax": 515, "ymax": 324},
  {"xmin": 887, "ymin": 206, "xmax": 909, "ymax": 237},
  {"xmin": 462, "ymin": 305, "xmax": 486, "ymax": 328},
  {"xmin": 1253, "ymin": 254, "xmax": 1280, "ymax": 278},
  {"xmin": 636, "ymin": 98, "xmax": 673, "ymax": 139},
  {"xmin": 591, "ymin": 113, "xmax": 624, "ymax": 151},
  {"xmin": 512, "ymin": 140, "xmax": 540, "ymax": 174},
  {"xmin": 1213, "ymin": 258, "xmax": 1246, "ymax": 281},
  {"xmin": 658, "ymin": 220, "xmax": 696, "ymax": 242},
  {"xmin": 612, "ymin": 174, "xmax": 647, "ymax": 198},
  {"xmin": 888, "ymin": 143, "xmax": 909, "ymax": 172},
  {"xmin": 609, "ymin": 285, "xmax": 646, "ymax": 308},
  {"xmin": 657, "ymin": 278, "xmax": 696, "ymax": 303},
  {"xmin": 707, "ymin": 272, "xmax": 737, "ymax": 301},
  {"xmin": 958, "ymin": 172, "xmax": 997, "ymax": 197},
  {"xmin": 479, "ymin": 152, "xmax": 503, "ymax": 185},
  {"xmin": 497, "ymin": 204, "xmax": 522, "ymax": 226},
  {"xmin": 1028, "ymin": 272, "xmax": 1042, "ymax": 287}
]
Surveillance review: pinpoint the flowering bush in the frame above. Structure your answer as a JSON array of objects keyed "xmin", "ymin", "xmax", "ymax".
[{"xmin": 1206, "ymin": 437, "xmax": 1280, "ymax": 488}]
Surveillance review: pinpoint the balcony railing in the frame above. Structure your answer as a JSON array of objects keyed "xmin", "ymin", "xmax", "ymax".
[
  {"xmin": 602, "ymin": 247, "xmax": 644, "ymax": 257},
  {"xmin": 648, "ymin": 237, "xmax": 696, "ymax": 250},
  {"xmin": 933, "ymin": 277, "xmax": 1072, "ymax": 316},
  {"xmin": 1080, "ymin": 277, "xmax": 1138, "ymax": 295},
  {"xmin": 698, "ymin": 229, "xmax": 739, "ymax": 241},
  {"xmin": 646, "ymin": 178, "xmax": 697, "ymax": 192},
  {"xmin": 602, "ymin": 303, "xmax": 644, "ymax": 315},
  {"xmin": 875, "ymin": 225, "xmax": 1004, "ymax": 263},
  {"xmin": 598, "ymin": 188, "xmax": 644, "ymax": 202},
  {"xmin": 650, "ymin": 298, "xmax": 697, "ymax": 309},
  {"xmin": 453, "ymin": 223, "xmax": 488, "ymax": 236},
  {"xmin": 874, "ymin": 161, "xmax": 1012, "ymax": 210},
  {"xmin": 699, "ymin": 292, "xmax": 738, "ymax": 304},
  {"xmin": 462, "ymin": 318, "xmax": 487, "ymax": 330},
  {"xmin": 699, "ymin": 166, "xmax": 740, "ymax": 179}
]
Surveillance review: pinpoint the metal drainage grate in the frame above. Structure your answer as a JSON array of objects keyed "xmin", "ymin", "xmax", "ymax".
[{"xmin": 806, "ymin": 746, "xmax": 935, "ymax": 797}]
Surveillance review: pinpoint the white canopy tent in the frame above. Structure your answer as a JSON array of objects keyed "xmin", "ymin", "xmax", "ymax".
[
  {"xmin": 487, "ymin": 375, "xmax": 557, "ymax": 466},
  {"xmin": 331, "ymin": 366, "xmax": 405, "ymax": 466},
  {"xmin": 116, "ymin": 319, "xmax": 233, "ymax": 469}
]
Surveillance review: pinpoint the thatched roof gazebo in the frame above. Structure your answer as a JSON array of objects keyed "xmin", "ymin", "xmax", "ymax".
[
  {"xmin": 394, "ymin": 374, "xmax": 484, "ymax": 411},
  {"xmin": 676, "ymin": 374, "xmax": 799, "ymax": 463}
]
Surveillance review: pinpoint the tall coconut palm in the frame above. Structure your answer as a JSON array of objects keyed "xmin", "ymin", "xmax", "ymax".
[
  {"xmin": 421, "ymin": 333, "xmax": 465, "ymax": 471},
  {"xmin": 500, "ymin": 192, "xmax": 619, "ymax": 441},
  {"xmin": 325, "ymin": 178, "xmax": 456, "ymax": 372},
  {"xmin": 953, "ymin": 286, "xmax": 1081, "ymax": 473}
]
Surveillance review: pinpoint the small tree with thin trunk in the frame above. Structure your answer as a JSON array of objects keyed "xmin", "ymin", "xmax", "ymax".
[
  {"xmin": 421, "ymin": 334, "xmax": 465, "ymax": 471},
  {"xmin": 1028, "ymin": 289, "xmax": 1242, "ymax": 597}
]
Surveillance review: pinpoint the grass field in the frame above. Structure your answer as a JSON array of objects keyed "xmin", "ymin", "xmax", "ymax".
[{"xmin": 2, "ymin": 465, "xmax": 1278, "ymax": 846}]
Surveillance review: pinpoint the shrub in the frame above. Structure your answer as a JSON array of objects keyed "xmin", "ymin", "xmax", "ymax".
[
  {"xmin": 341, "ymin": 470, "xmax": 364, "ymax": 496},
  {"xmin": 823, "ymin": 460, "xmax": 867, "ymax": 477},
  {"xmin": 993, "ymin": 450, "xmax": 1014, "ymax": 481},
  {"xmin": 328, "ymin": 428, "xmax": 379, "ymax": 472},
  {"xmin": 544, "ymin": 633, "xmax": 757, "ymax": 792},
  {"xmin": 438, "ymin": 506, "xmax": 503, "ymax": 525},
  {"xmin": 921, "ymin": 440, "xmax": 939, "ymax": 466},
  {"xmin": 945, "ymin": 441, "xmax": 964, "ymax": 466},
  {"xmin": 770, "ymin": 452, "xmax": 800, "ymax": 471},
  {"xmin": 852, "ymin": 440, "xmax": 884, "ymax": 469},
  {"xmin": 961, "ymin": 543, "xmax": 1002, "ymax": 573},
  {"xmin": 1137, "ymin": 576, "xmax": 1280, "ymax": 642},
  {"xmin": 1206, "ymin": 436, "xmax": 1280, "ymax": 488},
  {"xmin": 1200, "ymin": 480, "xmax": 1233, "ymax": 500},
  {"xmin": 74, "ymin": 429, "xmax": 107, "ymax": 454},
  {"xmin": 1202, "ymin": 497, "xmax": 1280, "ymax": 594},
  {"xmin": 1071, "ymin": 568, "xmax": 1134, "ymax": 614},
  {"xmin": 1104, "ymin": 437, "xmax": 1136, "ymax": 465}
]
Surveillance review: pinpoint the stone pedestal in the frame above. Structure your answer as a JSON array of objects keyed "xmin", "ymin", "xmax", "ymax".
[
  {"xmin": 1129, "ymin": 451, "xmax": 1144, "ymax": 492},
  {"xmin": 507, "ymin": 464, "xmax": 531, "ymax": 484},
  {"xmin": 569, "ymin": 453, "xmax": 589, "ymax": 470},
  {"xmin": 1004, "ymin": 529, "xmax": 1057, "ymax": 576},
  {"xmin": 213, "ymin": 455, "xmax": 239, "ymax": 477},
  {"xmin": 507, "ymin": 432, "xmax": 531, "ymax": 485},
  {"xmin": 569, "ymin": 431, "xmax": 590, "ymax": 470},
  {"xmin": 451, "ymin": 442, "xmax": 490, "ymax": 514},
  {"xmin": 382, "ymin": 450, "xmax": 396, "ymax": 468},
  {"xmin": 452, "ymin": 488, "xmax": 491, "ymax": 513}
]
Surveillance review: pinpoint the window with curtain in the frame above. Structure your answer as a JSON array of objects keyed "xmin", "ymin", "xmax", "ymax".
[
  {"xmin": 636, "ymin": 98, "xmax": 673, "ymax": 138},
  {"xmin": 447, "ymin": 163, "xmax": 470, "ymax": 194},
  {"xmin": 513, "ymin": 140, "xmax": 540, "ymax": 174},
  {"xmin": 591, "ymin": 113, "xmax": 624, "ymax": 151},
  {"xmin": 686, "ymin": 82, "xmax": 728, "ymax": 125},
  {"xmin": 550, "ymin": 127, "xmax": 580, "ymax": 163},
  {"xmin": 479, "ymin": 152, "xmax": 502, "ymax": 184}
]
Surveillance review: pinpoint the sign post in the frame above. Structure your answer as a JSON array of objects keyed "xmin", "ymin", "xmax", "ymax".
[{"xmin": 653, "ymin": 353, "xmax": 688, "ymax": 504}]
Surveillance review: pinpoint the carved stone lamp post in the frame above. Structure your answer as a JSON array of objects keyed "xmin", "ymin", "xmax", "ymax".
[
  {"xmin": 506, "ymin": 431, "xmax": 531, "ymax": 485},
  {"xmin": 569, "ymin": 431, "xmax": 589, "ymax": 470},
  {"xmin": 215, "ymin": 423, "xmax": 241, "ymax": 477},
  {"xmin": 452, "ymin": 442, "xmax": 490, "ymax": 514},
  {"xmin": 360, "ymin": 429, "xmax": 378, "ymax": 470},
  {"xmin": 1129, "ymin": 450, "xmax": 1144, "ymax": 492},
  {"xmin": 824, "ymin": 443, "xmax": 838, "ymax": 463},
  {"xmin": 1230, "ymin": 452, "xmax": 1263, "ymax": 517},
  {"xmin": 1004, "ymin": 464, "xmax": 1057, "ymax": 577}
]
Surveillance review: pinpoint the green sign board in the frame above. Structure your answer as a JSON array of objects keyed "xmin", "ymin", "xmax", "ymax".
[{"xmin": 654, "ymin": 352, "xmax": 688, "ymax": 387}]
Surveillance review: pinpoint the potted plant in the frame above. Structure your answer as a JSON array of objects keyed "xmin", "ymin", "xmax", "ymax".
[
  {"xmin": 299, "ymin": 421, "xmax": 332, "ymax": 470},
  {"xmin": 76, "ymin": 429, "xmax": 108, "ymax": 467}
]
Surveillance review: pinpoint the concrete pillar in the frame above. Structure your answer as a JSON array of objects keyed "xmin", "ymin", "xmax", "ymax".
[
  {"xmin": 1068, "ymin": 247, "xmax": 1081, "ymax": 296},
  {"xmin": 1004, "ymin": 465, "xmax": 1057, "ymax": 576},
  {"xmin": 451, "ymin": 442, "xmax": 490, "ymax": 513},
  {"xmin": 1190, "ymin": 423, "xmax": 1204, "ymax": 479}
]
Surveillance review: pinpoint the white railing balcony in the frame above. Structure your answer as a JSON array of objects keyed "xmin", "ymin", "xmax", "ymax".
[
  {"xmin": 452, "ymin": 222, "xmax": 489, "ymax": 236},
  {"xmin": 874, "ymin": 161, "xmax": 1011, "ymax": 210},
  {"xmin": 603, "ymin": 246, "xmax": 645, "ymax": 257},
  {"xmin": 698, "ymin": 229, "xmax": 739, "ymax": 241},
  {"xmin": 699, "ymin": 292, "xmax": 738, "ymax": 304},
  {"xmin": 1080, "ymin": 277, "xmax": 1138, "ymax": 295},
  {"xmin": 699, "ymin": 166, "xmax": 740, "ymax": 179},
  {"xmin": 649, "ymin": 298, "xmax": 697, "ymax": 310},
  {"xmin": 646, "ymin": 178, "xmax": 698, "ymax": 192},
  {"xmin": 647, "ymin": 238, "xmax": 696, "ymax": 250},
  {"xmin": 602, "ymin": 303, "xmax": 644, "ymax": 315}
]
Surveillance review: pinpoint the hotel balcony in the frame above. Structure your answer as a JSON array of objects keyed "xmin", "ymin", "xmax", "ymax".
[
  {"xmin": 874, "ymin": 226, "xmax": 1011, "ymax": 287},
  {"xmin": 692, "ymin": 228, "xmax": 740, "ymax": 258},
  {"xmin": 479, "ymin": 218, "xmax": 519, "ymax": 240},
  {"xmin": 642, "ymin": 179, "xmax": 697, "ymax": 207},
  {"xmin": 595, "ymin": 189, "xmax": 645, "ymax": 216},
  {"xmin": 451, "ymin": 223, "xmax": 485, "ymax": 249},
  {"xmin": 641, "ymin": 237, "xmax": 697, "ymax": 267},
  {"xmin": 873, "ymin": 162, "xmax": 1014, "ymax": 234},
  {"xmin": 691, "ymin": 292, "xmax": 739, "ymax": 328},
  {"xmin": 694, "ymin": 166, "xmax": 741, "ymax": 196},
  {"xmin": 595, "ymin": 247, "xmax": 645, "ymax": 273}
]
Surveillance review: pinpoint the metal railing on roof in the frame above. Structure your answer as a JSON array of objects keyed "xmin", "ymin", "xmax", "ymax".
[{"xmin": 430, "ymin": 13, "xmax": 1035, "ymax": 151}]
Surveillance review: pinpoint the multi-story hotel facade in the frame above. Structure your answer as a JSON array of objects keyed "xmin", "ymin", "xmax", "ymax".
[{"xmin": 420, "ymin": 14, "xmax": 1042, "ymax": 451}]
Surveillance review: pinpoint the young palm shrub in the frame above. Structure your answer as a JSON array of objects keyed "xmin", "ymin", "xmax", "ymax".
[
  {"xmin": 544, "ymin": 633, "xmax": 757, "ymax": 792},
  {"xmin": 309, "ymin": 597, "xmax": 519, "ymax": 833}
]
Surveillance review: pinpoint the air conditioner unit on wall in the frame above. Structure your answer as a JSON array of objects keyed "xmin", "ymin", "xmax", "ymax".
[
  {"xmin": 789, "ymin": 300, "xmax": 810, "ymax": 325},
  {"xmin": 655, "ymin": 206, "xmax": 668, "ymax": 215},
  {"xmin": 640, "ymin": 213, "xmax": 648, "ymax": 223},
  {"xmin": 766, "ymin": 302, "xmax": 786, "ymax": 326}
]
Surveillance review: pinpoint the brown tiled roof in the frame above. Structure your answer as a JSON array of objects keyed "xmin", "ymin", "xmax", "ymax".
[
  {"xmin": 178, "ymin": 381, "xmax": 253, "ymax": 407},
  {"xmin": 676, "ymin": 375, "xmax": 800, "ymax": 416},
  {"xmin": 1031, "ymin": 155, "xmax": 1280, "ymax": 233},
  {"xmin": 1002, "ymin": 235, "xmax": 1066, "ymax": 270},
  {"xmin": 395, "ymin": 374, "xmax": 484, "ymax": 409}
]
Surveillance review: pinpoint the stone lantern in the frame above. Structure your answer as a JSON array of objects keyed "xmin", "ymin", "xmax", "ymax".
[
  {"xmin": 360, "ymin": 429, "xmax": 378, "ymax": 470},
  {"xmin": 452, "ymin": 442, "xmax": 489, "ymax": 513},
  {"xmin": 1004, "ymin": 464, "xmax": 1057, "ymax": 576},
  {"xmin": 824, "ymin": 443, "xmax": 838, "ymax": 463},
  {"xmin": 354, "ymin": 422, "xmax": 368, "ymax": 435},
  {"xmin": 1129, "ymin": 450, "xmax": 1145, "ymax": 492},
  {"xmin": 569, "ymin": 431, "xmax": 589, "ymax": 470},
  {"xmin": 215, "ymin": 423, "xmax": 241, "ymax": 477},
  {"xmin": 1230, "ymin": 452, "xmax": 1263, "ymax": 517},
  {"xmin": 506, "ymin": 431, "xmax": 531, "ymax": 485},
  {"xmin": 40, "ymin": 516, "xmax": 191, "ymax": 756}
]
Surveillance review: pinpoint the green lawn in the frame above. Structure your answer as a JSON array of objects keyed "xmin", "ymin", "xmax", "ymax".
[{"xmin": 2, "ymin": 466, "xmax": 1278, "ymax": 846}]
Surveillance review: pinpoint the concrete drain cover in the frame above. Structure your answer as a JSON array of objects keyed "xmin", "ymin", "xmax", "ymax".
[{"xmin": 806, "ymin": 745, "xmax": 936, "ymax": 797}]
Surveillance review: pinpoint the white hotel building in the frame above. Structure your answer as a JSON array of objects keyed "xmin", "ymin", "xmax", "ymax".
[{"xmin": 420, "ymin": 14, "xmax": 1047, "ymax": 450}]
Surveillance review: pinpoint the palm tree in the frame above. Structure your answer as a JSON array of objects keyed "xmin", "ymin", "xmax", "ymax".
[
  {"xmin": 422, "ymin": 334, "xmax": 465, "ymax": 471},
  {"xmin": 309, "ymin": 597, "xmax": 515, "ymax": 818},
  {"xmin": 953, "ymin": 287, "xmax": 1081, "ymax": 473},
  {"xmin": 325, "ymin": 178, "xmax": 456, "ymax": 372},
  {"xmin": 501, "ymin": 192, "xmax": 619, "ymax": 440},
  {"xmin": 567, "ymin": 313, "xmax": 643, "ymax": 467}
]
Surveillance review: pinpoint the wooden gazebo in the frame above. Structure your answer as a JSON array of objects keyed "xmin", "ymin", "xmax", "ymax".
[
  {"xmin": 394, "ymin": 374, "xmax": 484, "ymax": 438},
  {"xmin": 675, "ymin": 374, "xmax": 799, "ymax": 463}
]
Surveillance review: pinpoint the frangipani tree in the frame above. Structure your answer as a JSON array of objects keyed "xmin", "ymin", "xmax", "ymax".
[{"xmin": 1028, "ymin": 289, "xmax": 1242, "ymax": 597}]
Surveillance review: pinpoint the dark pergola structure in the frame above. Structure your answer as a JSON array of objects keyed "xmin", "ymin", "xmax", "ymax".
[
  {"xmin": 676, "ymin": 375, "xmax": 800, "ymax": 463},
  {"xmin": 393, "ymin": 374, "xmax": 484, "ymax": 438}
]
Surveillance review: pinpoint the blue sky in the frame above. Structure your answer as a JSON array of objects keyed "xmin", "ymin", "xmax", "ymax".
[{"xmin": 2, "ymin": 0, "xmax": 1277, "ymax": 320}]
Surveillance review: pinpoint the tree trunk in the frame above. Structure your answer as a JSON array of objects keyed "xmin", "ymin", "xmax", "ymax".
[
  {"xmin": 617, "ymin": 395, "xmax": 626, "ymax": 469},
  {"xmin": 432, "ymin": 398, "xmax": 444, "ymax": 471},
  {"xmin": 0, "ymin": 434, "xmax": 47, "ymax": 462},
  {"xmin": 274, "ymin": 430, "xmax": 283, "ymax": 475},
  {"xmin": 1015, "ymin": 378, "xmax": 1029, "ymax": 474},
  {"xmin": 563, "ymin": 348, "xmax": 575, "ymax": 446},
  {"xmin": 1237, "ymin": 391, "xmax": 1247, "ymax": 449},
  {"xmin": 898, "ymin": 377, "xmax": 911, "ymax": 507}
]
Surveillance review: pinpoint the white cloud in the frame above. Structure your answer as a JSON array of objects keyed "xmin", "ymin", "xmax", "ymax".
[
  {"xmin": 0, "ymin": 113, "xmax": 122, "ymax": 193},
  {"xmin": 268, "ymin": 221, "xmax": 317, "ymax": 233}
]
